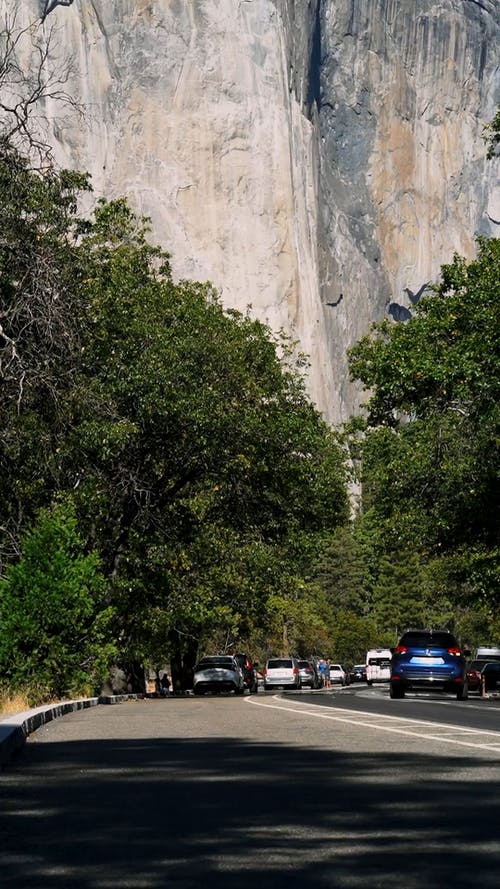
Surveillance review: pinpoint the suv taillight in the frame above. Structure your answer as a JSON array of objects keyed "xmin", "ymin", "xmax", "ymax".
[
  {"xmin": 263, "ymin": 668, "xmax": 267, "ymax": 676},
  {"xmin": 447, "ymin": 647, "xmax": 461, "ymax": 655},
  {"xmin": 293, "ymin": 667, "xmax": 299, "ymax": 675},
  {"xmin": 394, "ymin": 645, "xmax": 408, "ymax": 654}
]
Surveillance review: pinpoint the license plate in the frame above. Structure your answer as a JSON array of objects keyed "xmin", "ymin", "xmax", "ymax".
[{"xmin": 410, "ymin": 656, "xmax": 444, "ymax": 665}]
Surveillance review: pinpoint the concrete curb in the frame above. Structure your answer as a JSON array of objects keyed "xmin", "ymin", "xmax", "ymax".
[{"xmin": 0, "ymin": 694, "xmax": 143, "ymax": 768}]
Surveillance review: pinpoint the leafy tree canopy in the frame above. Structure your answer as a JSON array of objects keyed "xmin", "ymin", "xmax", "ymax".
[
  {"xmin": 348, "ymin": 237, "xmax": 500, "ymax": 608},
  {"xmin": 0, "ymin": 499, "xmax": 115, "ymax": 700},
  {"xmin": 0, "ymin": 143, "xmax": 349, "ymax": 689}
]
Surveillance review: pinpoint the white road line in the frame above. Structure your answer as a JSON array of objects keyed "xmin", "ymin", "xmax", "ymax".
[{"xmin": 246, "ymin": 696, "xmax": 500, "ymax": 754}]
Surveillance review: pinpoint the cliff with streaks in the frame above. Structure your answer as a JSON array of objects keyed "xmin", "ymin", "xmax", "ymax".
[{"xmin": 3, "ymin": 1, "xmax": 499, "ymax": 421}]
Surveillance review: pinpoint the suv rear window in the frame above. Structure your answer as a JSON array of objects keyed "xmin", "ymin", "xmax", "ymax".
[
  {"xmin": 267, "ymin": 659, "xmax": 293, "ymax": 669},
  {"xmin": 400, "ymin": 632, "xmax": 458, "ymax": 648}
]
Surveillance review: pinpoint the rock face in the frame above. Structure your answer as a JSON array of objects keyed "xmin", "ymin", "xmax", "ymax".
[{"xmin": 3, "ymin": 1, "xmax": 499, "ymax": 422}]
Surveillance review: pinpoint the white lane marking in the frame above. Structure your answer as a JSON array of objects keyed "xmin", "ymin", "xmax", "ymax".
[{"xmin": 246, "ymin": 696, "xmax": 500, "ymax": 754}]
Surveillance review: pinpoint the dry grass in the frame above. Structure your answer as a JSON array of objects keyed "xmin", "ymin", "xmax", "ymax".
[{"xmin": 0, "ymin": 690, "xmax": 31, "ymax": 717}]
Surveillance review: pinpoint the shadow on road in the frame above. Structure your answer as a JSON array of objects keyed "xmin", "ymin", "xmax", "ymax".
[{"xmin": 1, "ymin": 711, "xmax": 499, "ymax": 888}]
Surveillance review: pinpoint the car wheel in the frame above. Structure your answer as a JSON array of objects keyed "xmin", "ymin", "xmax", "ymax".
[
  {"xmin": 389, "ymin": 682, "xmax": 404, "ymax": 699},
  {"xmin": 367, "ymin": 680, "xmax": 373, "ymax": 686},
  {"xmin": 456, "ymin": 682, "xmax": 468, "ymax": 701}
]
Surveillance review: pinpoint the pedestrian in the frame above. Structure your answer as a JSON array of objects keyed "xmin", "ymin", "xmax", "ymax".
[
  {"xmin": 160, "ymin": 672, "xmax": 171, "ymax": 696},
  {"xmin": 324, "ymin": 658, "xmax": 332, "ymax": 689},
  {"xmin": 318, "ymin": 658, "xmax": 327, "ymax": 687}
]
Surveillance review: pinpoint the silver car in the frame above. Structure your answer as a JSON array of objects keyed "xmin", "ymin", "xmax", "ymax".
[
  {"xmin": 263, "ymin": 657, "xmax": 302, "ymax": 691},
  {"xmin": 193, "ymin": 656, "xmax": 245, "ymax": 695}
]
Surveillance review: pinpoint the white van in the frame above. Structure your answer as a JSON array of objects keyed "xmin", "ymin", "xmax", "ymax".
[
  {"xmin": 476, "ymin": 646, "xmax": 500, "ymax": 662},
  {"xmin": 366, "ymin": 648, "xmax": 392, "ymax": 685}
]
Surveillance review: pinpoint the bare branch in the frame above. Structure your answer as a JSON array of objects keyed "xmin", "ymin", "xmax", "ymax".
[{"xmin": 0, "ymin": 12, "xmax": 84, "ymax": 165}]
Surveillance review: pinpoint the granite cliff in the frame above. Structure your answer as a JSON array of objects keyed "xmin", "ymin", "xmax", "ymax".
[{"xmin": 3, "ymin": 0, "xmax": 499, "ymax": 422}]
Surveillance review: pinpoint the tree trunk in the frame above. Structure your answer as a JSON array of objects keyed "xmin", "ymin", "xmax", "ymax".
[{"xmin": 169, "ymin": 632, "xmax": 199, "ymax": 692}]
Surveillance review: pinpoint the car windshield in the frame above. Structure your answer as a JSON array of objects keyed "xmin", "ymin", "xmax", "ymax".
[
  {"xmin": 268, "ymin": 659, "xmax": 293, "ymax": 669},
  {"xmin": 196, "ymin": 658, "xmax": 234, "ymax": 670},
  {"xmin": 368, "ymin": 657, "xmax": 391, "ymax": 666},
  {"xmin": 400, "ymin": 632, "xmax": 458, "ymax": 649}
]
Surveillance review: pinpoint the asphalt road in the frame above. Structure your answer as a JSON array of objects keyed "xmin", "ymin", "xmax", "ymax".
[
  {"xmin": 1, "ymin": 690, "xmax": 500, "ymax": 888},
  {"xmin": 303, "ymin": 681, "xmax": 500, "ymax": 734}
]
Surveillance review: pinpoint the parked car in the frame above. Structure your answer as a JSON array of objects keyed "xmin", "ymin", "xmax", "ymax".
[
  {"xmin": 193, "ymin": 656, "xmax": 245, "ymax": 695},
  {"xmin": 390, "ymin": 629, "xmax": 470, "ymax": 700},
  {"xmin": 298, "ymin": 659, "xmax": 322, "ymax": 689},
  {"xmin": 233, "ymin": 653, "xmax": 259, "ymax": 693},
  {"xmin": 349, "ymin": 664, "xmax": 367, "ymax": 683},
  {"xmin": 475, "ymin": 646, "xmax": 500, "ymax": 662},
  {"xmin": 466, "ymin": 660, "xmax": 500, "ymax": 693},
  {"xmin": 263, "ymin": 657, "xmax": 301, "ymax": 691},
  {"xmin": 366, "ymin": 649, "xmax": 392, "ymax": 685},
  {"xmin": 329, "ymin": 664, "xmax": 347, "ymax": 686}
]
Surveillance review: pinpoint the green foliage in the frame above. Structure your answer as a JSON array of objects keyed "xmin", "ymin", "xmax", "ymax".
[
  {"xmin": 328, "ymin": 611, "xmax": 380, "ymax": 665},
  {"xmin": 0, "ymin": 500, "xmax": 116, "ymax": 698},
  {"xmin": 0, "ymin": 146, "xmax": 93, "ymax": 570},
  {"xmin": 0, "ymin": 141, "xmax": 349, "ymax": 687},
  {"xmin": 312, "ymin": 523, "xmax": 375, "ymax": 616},
  {"xmin": 484, "ymin": 106, "xmax": 500, "ymax": 159},
  {"xmin": 348, "ymin": 237, "xmax": 500, "ymax": 611}
]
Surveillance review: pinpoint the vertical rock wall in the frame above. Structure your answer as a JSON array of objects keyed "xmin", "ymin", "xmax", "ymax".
[
  {"xmin": 316, "ymin": 0, "xmax": 499, "ymax": 415},
  {"xmin": 1, "ymin": 1, "xmax": 498, "ymax": 423}
]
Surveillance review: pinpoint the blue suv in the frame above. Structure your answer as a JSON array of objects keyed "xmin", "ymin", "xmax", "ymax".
[{"xmin": 390, "ymin": 629, "xmax": 470, "ymax": 700}]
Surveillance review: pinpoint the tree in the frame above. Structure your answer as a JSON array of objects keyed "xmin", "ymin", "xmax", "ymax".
[
  {"xmin": 0, "ymin": 499, "xmax": 115, "ymax": 702},
  {"xmin": 312, "ymin": 523, "xmax": 375, "ymax": 616},
  {"xmin": 0, "ymin": 13, "xmax": 81, "ymax": 161},
  {"xmin": 0, "ymin": 144, "xmax": 349, "ymax": 691},
  {"xmin": 484, "ymin": 105, "xmax": 500, "ymax": 159},
  {"xmin": 0, "ymin": 143, "xmax": 92, "ymax": 571},
  {"xmin": 348, "ymin": 237, "xmax": 500, "ymax": 608}
]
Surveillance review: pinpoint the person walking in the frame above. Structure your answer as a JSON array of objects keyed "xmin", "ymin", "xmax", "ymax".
[
  {"xmin": 324, "ymin": 658, "xmax": 332, "ymax": 689},
  {"xmin": 160, "ymin": 672, "xmax": 171, "ymax": 696}
]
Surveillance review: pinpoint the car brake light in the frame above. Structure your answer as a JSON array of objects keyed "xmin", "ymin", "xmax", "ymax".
[
  {"xmin": 263, "ymin": 668, "xmax": 267, "ymax": 676},
  {"xmin": 394, "ymin": 645, "xmax": 408, "ymax": 654},
  {"xmin": 448, "ymin": 647, "xmax": 461, "ymax": 655},
  {"xmin": 293, "ymin": 667, "xmax": 299, "ymax": 675}
]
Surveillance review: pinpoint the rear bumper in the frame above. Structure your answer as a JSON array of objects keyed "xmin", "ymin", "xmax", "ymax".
[
  {"xmin": 391, "ymin": 669, "xmax": 465, "ymax": 691},
  {"xmin": 264, "ymin": 678, "xmax": 300, "ymax": 688},
  {"xmin": 194, "ymin": 681, "xmax": 240, "ymax": 693}
]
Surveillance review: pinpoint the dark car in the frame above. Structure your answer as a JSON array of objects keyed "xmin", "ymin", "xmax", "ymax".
[
  {"xmin": 298, "ymin": 659, "xmax": 322, "ymax": 689},
  {"xmin": 390, "ymin": 629, "xmax": 469, "ymax": 700},
  {"xmin": 233, "ymin": 653, "xmax": 258, "ymax": 693},
  {"xmin": 349, "ymin": 664, "xmax": 367, "ymax": 683},
  {"xmin": 466, "ymin": 660, "xmax": 500, "ymax": 693}
]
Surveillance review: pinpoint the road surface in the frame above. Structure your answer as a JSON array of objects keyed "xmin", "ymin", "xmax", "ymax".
[{"xmin": 1, "ymin": 690, "xmax": 500, "ymax": 888}]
